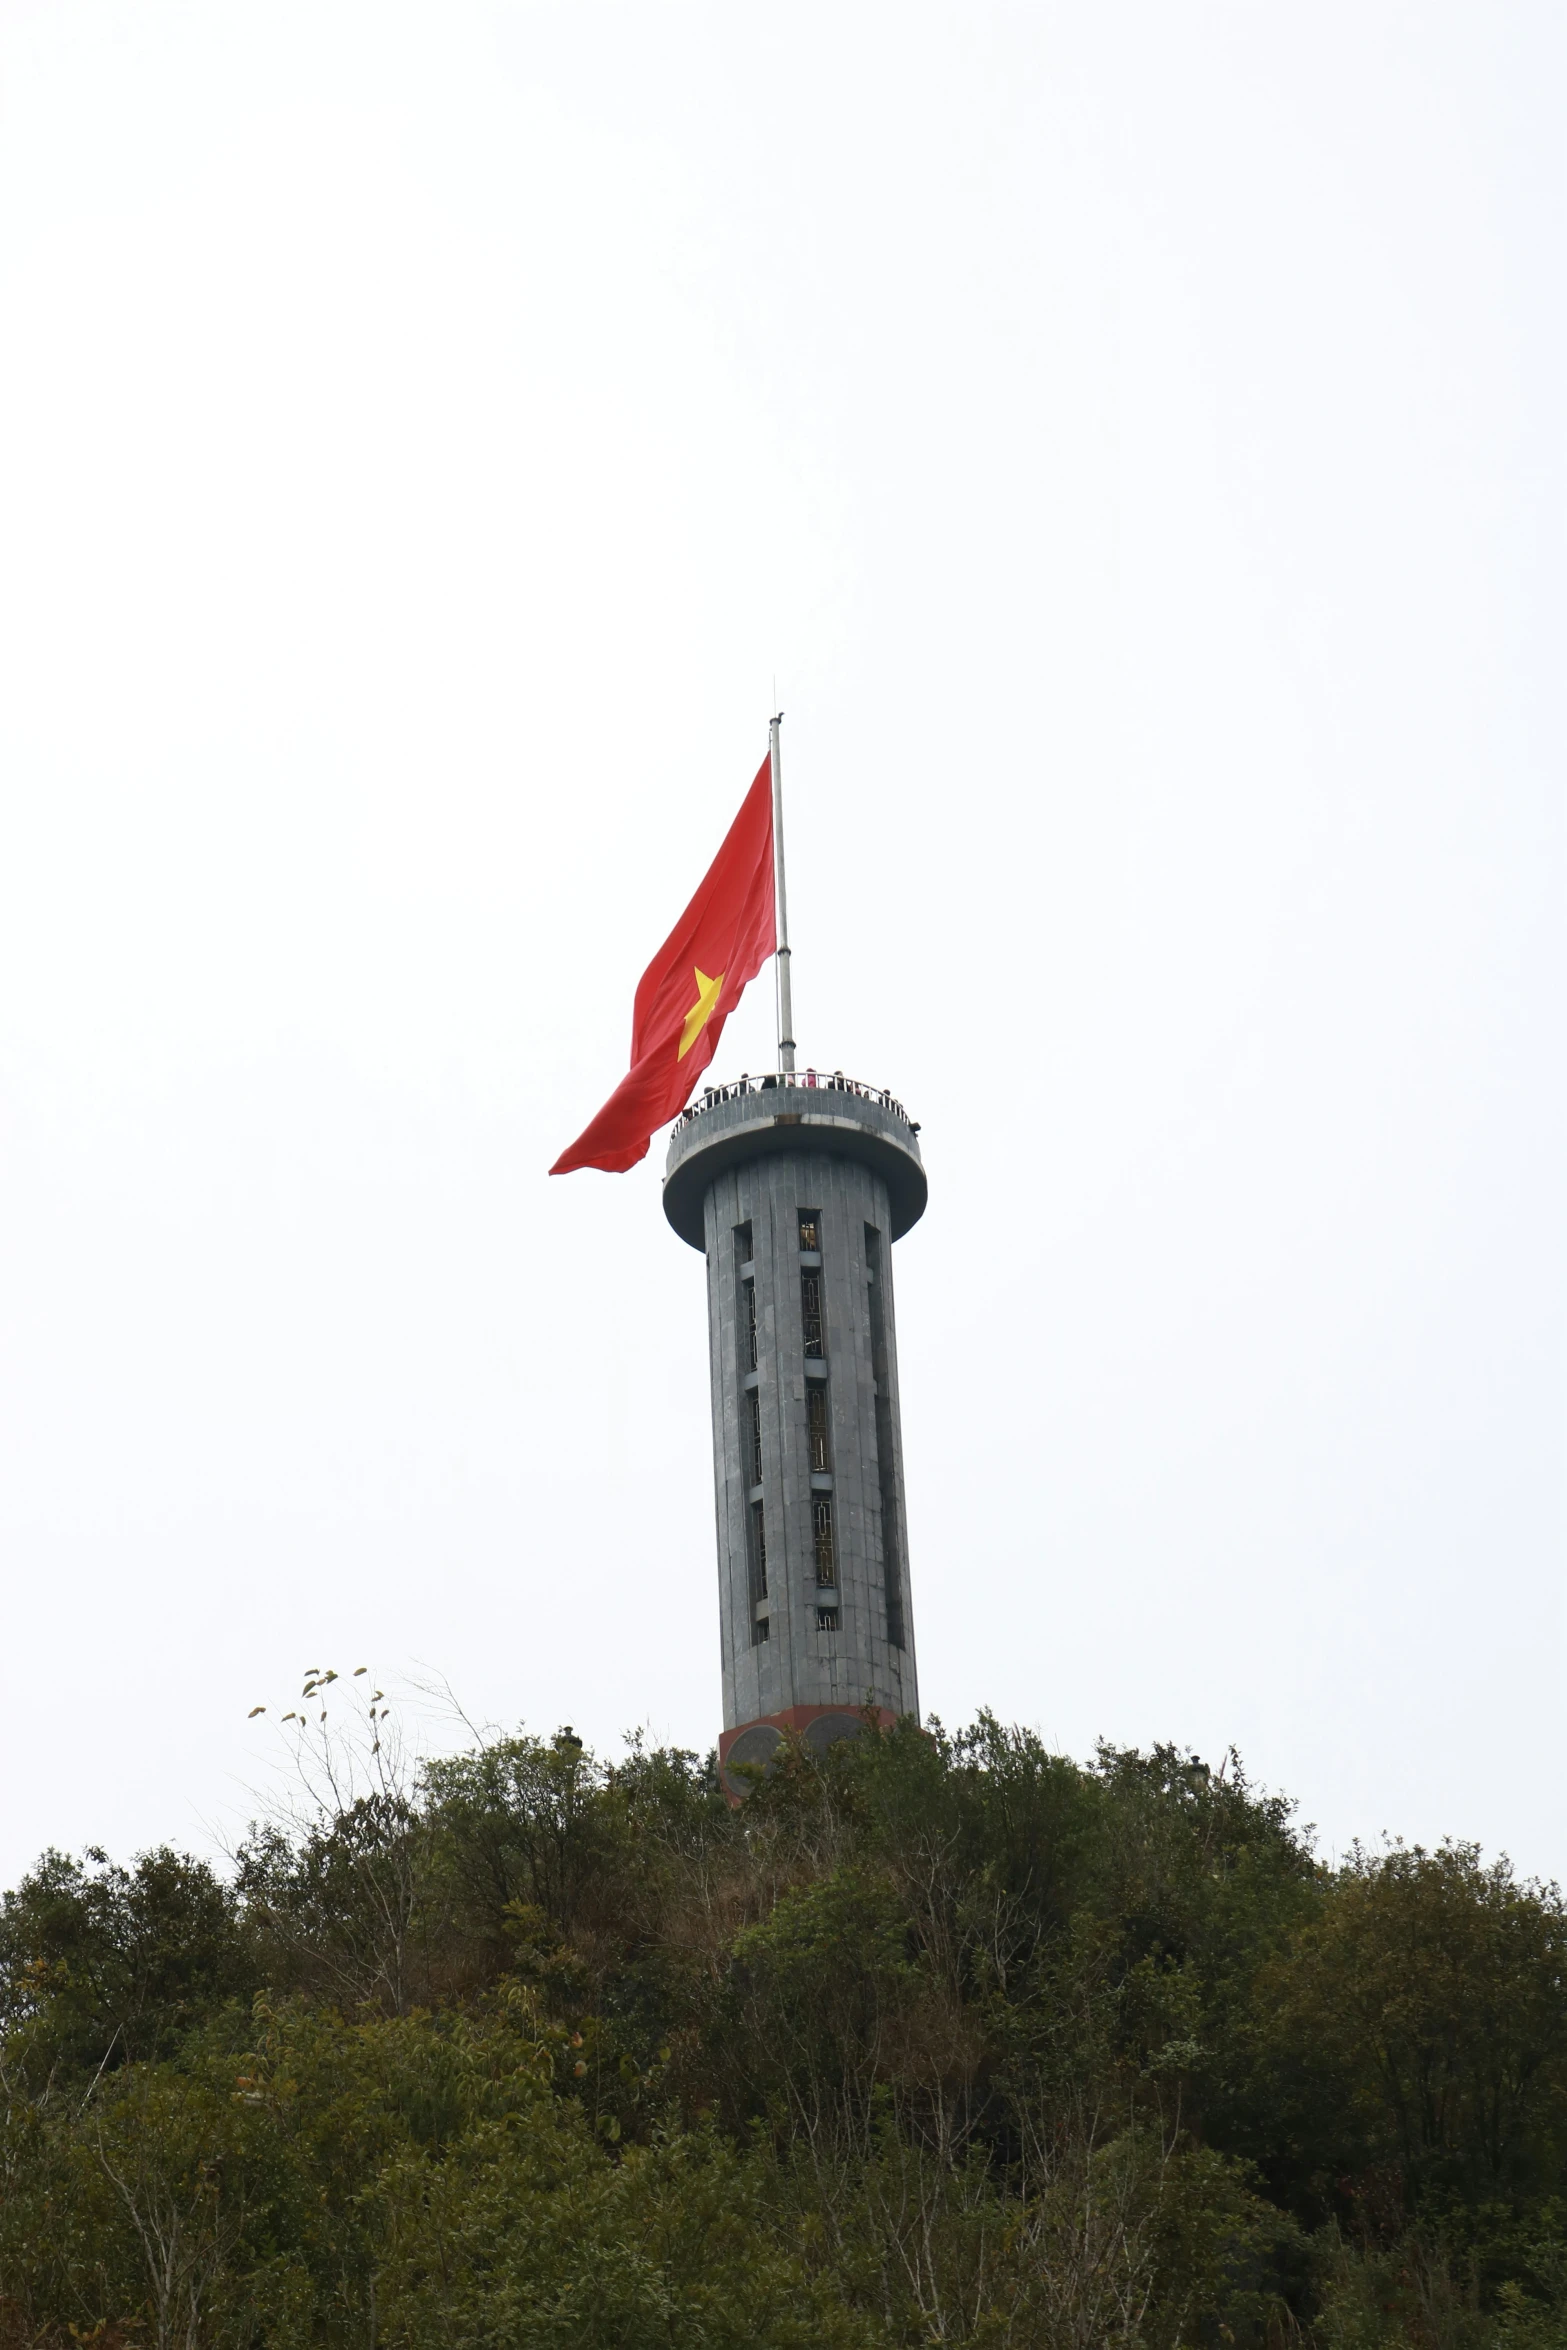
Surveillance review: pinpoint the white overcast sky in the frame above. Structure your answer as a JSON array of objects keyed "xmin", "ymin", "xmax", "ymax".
[{"xmin": 0, "ymin": 2, "xmax": 1561, "ymax": 1884}]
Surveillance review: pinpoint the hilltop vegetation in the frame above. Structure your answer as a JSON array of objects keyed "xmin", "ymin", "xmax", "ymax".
[{"xmin": 1, "ymin": 1709, "xmax": 1565, "ymax": 2349}]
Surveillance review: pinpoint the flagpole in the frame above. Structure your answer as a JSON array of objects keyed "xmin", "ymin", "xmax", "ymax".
[{"xmin": 770, "ymin": 711, "xmax": 796, "ymax": 1076}]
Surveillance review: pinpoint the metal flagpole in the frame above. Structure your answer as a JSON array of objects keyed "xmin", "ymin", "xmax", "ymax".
[{"xmin": 769, "ymin": 711, "xmax": 796, "ymax": 1076}]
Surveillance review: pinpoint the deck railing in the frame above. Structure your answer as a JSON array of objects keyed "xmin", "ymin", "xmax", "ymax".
[{"xmin": 671, "ymin": 1071, "xmax": 918, "ymax": 1137}]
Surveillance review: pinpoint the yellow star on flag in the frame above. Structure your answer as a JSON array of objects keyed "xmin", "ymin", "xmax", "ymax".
[{"xmin": 678, "ymin": 966, "xmax": 725, "ymax": 1059}]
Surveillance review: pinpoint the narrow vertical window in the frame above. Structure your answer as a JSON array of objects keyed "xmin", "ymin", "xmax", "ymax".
[
  {"xmin": 735, "ymin": 1224, "xmax": 757, "ymax": 1373},
  {"xmin": 800, "ymin": 1268, "xmax": 824, "ymax": 1359},
  {"xmin": 738, "ymin": 1219, "xmax": 766, "ymax": 1644},
  {"xmin": 807, "ymin": 1384, "xmax": 831, "ymax": 1474},
  {"xmin": 749, "ymin": 1499, "xmax": 768, "ymax": 1624},
  {"xmin": 799, "ymin": 1212, "xmax": 824, "ymax": 1355},
  {"xmin": 812, "ymin": 1494, "xmax": 837, "ymax": 1584},
  {"xmin": 746, "ymin": 1387, "xmax": 764, "ymax": 1489},
  {"xmin": 865, "ymin": 1226, "xmax": 906, "ymax": 1647}
]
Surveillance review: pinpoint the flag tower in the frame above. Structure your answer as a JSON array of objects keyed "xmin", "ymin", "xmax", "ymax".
[{"xmin": 661, "ymin": 718, "xmax": 925, "ymax": 1792}]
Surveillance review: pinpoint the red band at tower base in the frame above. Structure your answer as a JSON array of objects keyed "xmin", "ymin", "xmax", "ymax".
[{"xmin": 718, "ymin": 1702, "xmax": 900, "ymax": 1799}]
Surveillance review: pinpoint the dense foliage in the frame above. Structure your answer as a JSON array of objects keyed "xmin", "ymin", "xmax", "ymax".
[{"xmin": 2, "ymin": 1712, "xmax": 1565, "ymax": 2348}]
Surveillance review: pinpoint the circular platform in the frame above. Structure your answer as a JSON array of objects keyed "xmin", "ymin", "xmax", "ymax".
[{"xmin": 662, "ymin": 1075, "xmax": 927, "ymax": 1250}]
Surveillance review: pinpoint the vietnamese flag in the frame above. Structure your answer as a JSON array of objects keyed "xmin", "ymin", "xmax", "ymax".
[{"xmin": 550, "ymin": 758, "xmax": 776, "ymax": 1175}]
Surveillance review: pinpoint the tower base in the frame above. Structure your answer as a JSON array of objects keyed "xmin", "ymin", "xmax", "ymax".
[{"xmin": 718, "ymin": 1701, "xmax": 899, "ymax": 1800}]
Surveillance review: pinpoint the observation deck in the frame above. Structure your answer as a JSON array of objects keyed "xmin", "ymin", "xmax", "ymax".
[{"xmin": 663, "ymin": 1072, "xmax": 927, "ymax": 1251}]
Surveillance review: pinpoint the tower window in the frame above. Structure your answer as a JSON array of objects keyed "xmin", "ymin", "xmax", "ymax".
[
  {"xmin": 798, "ymin": 1212, "xmax": 820, "ymax": 1251},
  {"xmin": 807, "ymin": 1383, "xmax": 831, "ymax": 1474},
  {"xmin": 800, "ymin": 1269, "xmax": 824, "ymax": 1359},
  {"xmin": 735, "ymin": 1224, "xmax": 757, "ymax": 1373},
  {"xmin": 749, "ymin": 1500, "xmax": 768, "ymax": 1611},
  {"xmin": 738, "ymin": 1219, "xmax": 766, "ymax": 1643},
  {"xmin": 865, "ymin": 1226, "xmax": 906, "ymax": 1648},
  {"xmin": 816, "ymin": 1606, "xmax": 839, "ymax": 1633},
  {"xmin": 812, "ymin": 1494, "xmax": 837, "ymax": 1584},
  {"xmin": 757, "ymin": 1616, "xmax": 770, "ymax": 1642}
]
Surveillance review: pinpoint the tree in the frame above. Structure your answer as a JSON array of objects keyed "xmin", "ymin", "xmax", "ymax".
[{"xmin": 0, "ymin": 1847, "xmax": 255, "ymax": 2088}]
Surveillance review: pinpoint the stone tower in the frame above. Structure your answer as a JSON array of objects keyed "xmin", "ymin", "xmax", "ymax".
[{"xmin": 663, "ymin": 1072, "xmax": 926, "ymax": 1790}]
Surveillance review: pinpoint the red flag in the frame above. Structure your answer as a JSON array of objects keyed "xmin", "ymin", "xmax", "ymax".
[{"xmin": 550, "ymin": 758, "xmax": 776, "ymax": 1175}]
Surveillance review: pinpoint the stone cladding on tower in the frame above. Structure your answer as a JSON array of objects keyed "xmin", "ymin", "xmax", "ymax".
[{"xmin": 663, "ymin": 1076, "xmax": 925, "ymax": 1787}]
